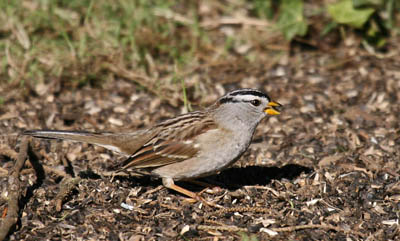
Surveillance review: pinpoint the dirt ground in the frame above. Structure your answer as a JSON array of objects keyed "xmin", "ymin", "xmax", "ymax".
[{"xmin": 1, "ymin": 37, "xmax": 400, "ymax": 240}]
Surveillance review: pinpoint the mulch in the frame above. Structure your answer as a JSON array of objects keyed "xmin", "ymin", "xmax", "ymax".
[{"xmin": 0, "ymin": 40, "xmax": 399, "ymax": 240}]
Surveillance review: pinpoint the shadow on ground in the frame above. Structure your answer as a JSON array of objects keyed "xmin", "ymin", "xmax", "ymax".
[
  {"xmin": 199, "ymin": 164, "xmax": 313, "ymax": 191},
  {"xmin": 101, "ymin": 165, "xmax": 311, "ymax": 193},
  {"xmin": 79, "ymin": 164, "xmax": 312, "ymax": 193}
]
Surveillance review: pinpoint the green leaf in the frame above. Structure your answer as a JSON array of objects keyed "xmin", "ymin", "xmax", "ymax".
[
  {"xmin": 327, "ymin": 0, "xmax": 375, "ymax": 28},
  {"xmin": 277, "ymin": 0, "xmax": 308, "ymax": 40}
]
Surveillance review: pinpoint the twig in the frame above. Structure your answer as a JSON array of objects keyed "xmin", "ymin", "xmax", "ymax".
[
  {"xmin": 42, "ymin": 166, "xmax": 71, "ymax": 178},
  {"xmin": 204, "ymin": 219, "xmax": 229, "ymax": 227},
  {"xmin": 22, "ymin": 140, "xmax": 80, "ymax": 212},
  {"xmin": 0, "ymin": 144, "xmax": 18, "ymax": 161},
  {"xmin": 141, "ymin": 185, "xmax": 163, "ymax": 196},
  {"xmin": 197, "ymin": 224, "xmax": 246, "ymax": 232},
  {"xmin": 198, "ymin": 223, "xmax": 366, "ymax": 238},
  {"xmin": 271, "ymin": 224, "xmax": 367, "ymax": 238},
  {"xmin": 54, "ymin": 177, "xmax": 81, "ymax": 212},
  {"xmin": 205, "ymin": 206, "xmax": 271, "ymax": 218},
  {"xmin": 20, "ymin": 161, "xmax": 71, "ymax": 178},
  {"xmin": 0, "ymin": 136, "xmax": 30, "ymax": 240}
]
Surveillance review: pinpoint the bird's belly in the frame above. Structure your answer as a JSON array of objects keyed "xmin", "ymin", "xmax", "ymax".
[{"xmin": 151, "ymin": 130, "xmax": 252, "ymax": 180}]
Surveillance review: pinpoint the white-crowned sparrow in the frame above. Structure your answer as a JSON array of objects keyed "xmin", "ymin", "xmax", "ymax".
[{"xmin": 23, "ymin": 88, "xmax": 281, "ymax": 199}]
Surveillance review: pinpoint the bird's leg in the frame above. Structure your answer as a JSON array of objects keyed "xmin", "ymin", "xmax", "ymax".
[
  {"xmin": 162, "ymin": 178, "xmax": 219, "ymax": 207},
  {"xmin": 162, "ymin": 177, "xmax": 198, "ymax": 199}
]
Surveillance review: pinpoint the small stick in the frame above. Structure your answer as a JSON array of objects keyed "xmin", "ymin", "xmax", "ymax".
[
  {"xmin": 197, "ymin": 224, "xmax": 247, "ymax": 232},
  {"xmin": 271, "ymin": 224, "xmax": 367, "ymax": 238},
  {"xmin": 0, "ymin": 136, "xmax": 30, "ymax": 240},
  {"xmin": 197, "ymin": 223, "xmax": 366, "ymax": 238},
  {"xmin": 54, "ymin": 177, "xmax": 81, "ymax": 212}
]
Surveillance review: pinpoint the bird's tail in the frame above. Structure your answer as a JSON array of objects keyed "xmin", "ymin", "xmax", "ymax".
[{"xmin": 23, "ymin": 130, "xmax": 123, "ymax": 153}]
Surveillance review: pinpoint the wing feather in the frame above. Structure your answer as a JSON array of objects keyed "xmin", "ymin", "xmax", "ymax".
[{"xmin": 120, "ymin": 113, "xmax": 217, "ymax": 170}]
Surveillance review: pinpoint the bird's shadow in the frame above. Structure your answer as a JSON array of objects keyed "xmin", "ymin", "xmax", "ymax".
[
  {"xmin": 100, "ymin": 164, "xmax": 313, "ymax": 193},
  {"xmin": 199, "ymin": 164, "xmax": 313, "ymax": 191}
]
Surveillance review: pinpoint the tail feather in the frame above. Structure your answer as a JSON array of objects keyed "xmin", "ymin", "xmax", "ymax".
[
  {"xmin": 23, "ymin": 130, "xmax": 123, "ymax": 152},
  {"xmin": 23, "ymin": 129, "xmax": 154, "ymax": 156},
  {"xmin": 24, "ymin": 130, "xmax": 102, "ymax": 142}
]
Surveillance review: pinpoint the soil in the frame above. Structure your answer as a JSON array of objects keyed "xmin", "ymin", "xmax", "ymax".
[{"xmin": 1, "ymin": 39, "xmax": 400, "ymax": 240}]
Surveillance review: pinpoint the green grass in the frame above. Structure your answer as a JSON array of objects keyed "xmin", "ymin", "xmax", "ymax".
[
  {"xmin": 0, "ymin": 0, "xmax": 291, "ymax": 92},
  {"xmin": 2, "ymin": 0, "xmax": 396, "ymax": 95},
  {"xmin": 0, "ymin": 0, "xmax": 206, "ymax": 88}
]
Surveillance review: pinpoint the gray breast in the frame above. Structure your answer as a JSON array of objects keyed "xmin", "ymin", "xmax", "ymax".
[{"xmin": 151, "ymin": 127, "xmax": 253, "ymax": 180}]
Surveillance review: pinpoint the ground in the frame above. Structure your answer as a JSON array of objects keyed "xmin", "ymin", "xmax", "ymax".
[{"xmin": 0, "ymin": 1, "xmax": 400, "ymax": 240}]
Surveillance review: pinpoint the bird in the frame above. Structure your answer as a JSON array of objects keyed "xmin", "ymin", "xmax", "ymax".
[{"xmin": 23, "ymin": 88, "xmax": 281, "ymax": 200}]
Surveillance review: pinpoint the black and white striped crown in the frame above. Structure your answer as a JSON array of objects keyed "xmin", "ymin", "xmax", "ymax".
[{"xmin": 219, "ymin": 88, "xmax": 270, "ymax": 104}]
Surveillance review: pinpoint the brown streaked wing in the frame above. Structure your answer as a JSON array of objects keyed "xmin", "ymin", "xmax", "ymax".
[
  {"xmin": 121, "ymin": 140, "xmax": 197, "ymax": 169},
  {"xmin": 120, "ymin": 113, "xmax": 218, "ymax": 170},
  {"xmin": 105, "ymin": 130, "xmax": 157, "ymax": 155}
]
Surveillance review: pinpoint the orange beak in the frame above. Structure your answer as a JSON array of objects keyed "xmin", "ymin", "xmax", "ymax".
[{"xmin": 264, "ymin": 101, "xmax": 282, "ymax": 115}]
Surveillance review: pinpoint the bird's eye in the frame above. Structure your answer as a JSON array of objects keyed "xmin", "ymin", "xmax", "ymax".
[{"xmin": 250, "ymin": 99, "xmax": 261, "ymax": 106}]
